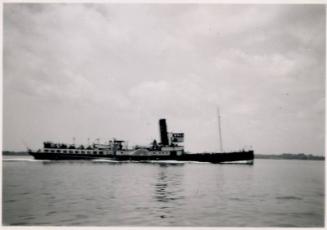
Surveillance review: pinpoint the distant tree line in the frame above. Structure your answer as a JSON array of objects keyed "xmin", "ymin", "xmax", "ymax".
[
  {"xmin": 255, "ymin": 153, "xmax": 324, "ymax": 160},
  {"xmin": 3, "ymin": 151, "xmax": 29, "ymax": 156}
]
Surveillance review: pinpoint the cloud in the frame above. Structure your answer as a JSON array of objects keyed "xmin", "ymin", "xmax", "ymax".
[{"xmin": 3, "ymin": 4, "xmax": 325, "ymax": 155}]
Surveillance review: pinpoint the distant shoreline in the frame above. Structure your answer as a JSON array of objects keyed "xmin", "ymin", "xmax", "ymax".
[
  {"xmin": 254, "ymin": 153, "xmax": 324, "ymax": 161},
  {"xmin": 2, "ymin": 151, "xmax": 324, "ymax": 161},
  {"xmin": 3, "ymin": 151, "xmax": 29, "ymax": 156}
]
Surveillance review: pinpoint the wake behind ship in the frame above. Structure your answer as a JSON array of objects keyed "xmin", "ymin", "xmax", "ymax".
[{"xmin": 29, "ymin": 119, "xmax": 254, "ymax": 164}]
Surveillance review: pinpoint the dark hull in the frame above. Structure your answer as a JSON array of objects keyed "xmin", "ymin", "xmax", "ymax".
[{"xmin": 29, "ymin": 150, "xmax": 254, "ymax": 164}]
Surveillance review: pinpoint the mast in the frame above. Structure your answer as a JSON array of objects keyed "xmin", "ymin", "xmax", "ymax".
[{"xmin": 217, "ymin": 107, "xmax": 224, "ymax": 152}]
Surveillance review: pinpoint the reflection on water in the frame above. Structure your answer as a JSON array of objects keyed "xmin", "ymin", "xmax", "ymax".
[
  {"xmin": 3, "ymin": 156, "xmax": 325, "ymax": 227},
  {"xmin": 153, "ymin": 165, "xmax": 185, "ymax": 222},
  {"xmin": 155, "ymin": 168, "xmax": 169, "ymax": 203}
]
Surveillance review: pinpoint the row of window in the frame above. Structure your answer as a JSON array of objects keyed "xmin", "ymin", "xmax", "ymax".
[
  {"xmin": 44, "ymin": 149, "xmax": 106, "ymax": 155},
  {"xmin": 43, "ymin": 149, "xmax": 180, "ymax": 156},
  {"xmin": 151, "ymin": 151, "xmax": 170, "ymax": 155}
]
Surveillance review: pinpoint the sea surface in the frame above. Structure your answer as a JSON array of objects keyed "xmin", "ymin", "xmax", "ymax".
[{"xmin": 2, "ymin": 155, "xmax": 325, "ymax": 227}]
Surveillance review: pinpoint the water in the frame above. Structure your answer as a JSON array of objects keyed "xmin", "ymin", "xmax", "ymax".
[{"xmin": 3, "ymin": 156, "xmax": 324, "ymax": 227}]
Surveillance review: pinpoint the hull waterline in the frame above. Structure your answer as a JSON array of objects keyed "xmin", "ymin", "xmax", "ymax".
[{"xmin": 29, "ymin": 150, "xmax": 254, "ymax": 164}]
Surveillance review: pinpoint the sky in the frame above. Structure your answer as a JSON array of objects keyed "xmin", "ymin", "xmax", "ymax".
[{"xmin": 3, "ymin": 3, "xmax": 325, "ymax": 155}]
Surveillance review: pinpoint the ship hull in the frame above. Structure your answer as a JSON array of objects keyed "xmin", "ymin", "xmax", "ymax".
[{"xmin": 29, "ymin": 150, "xmax": 254, "ymax": 164}]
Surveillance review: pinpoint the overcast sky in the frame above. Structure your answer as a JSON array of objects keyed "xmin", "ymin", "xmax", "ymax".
[{"xmin": 3, "ymin": 4, "xmax": 325, "ymax": 155}]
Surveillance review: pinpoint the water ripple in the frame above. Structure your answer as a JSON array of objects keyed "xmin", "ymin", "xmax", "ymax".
[
  {"xmin": 276, "ymin": 196, "xmax": 303, "ymax": 200},
  {"xmin": 3, "ymin": 158, "xmax": 324, "ymax": 227}
]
